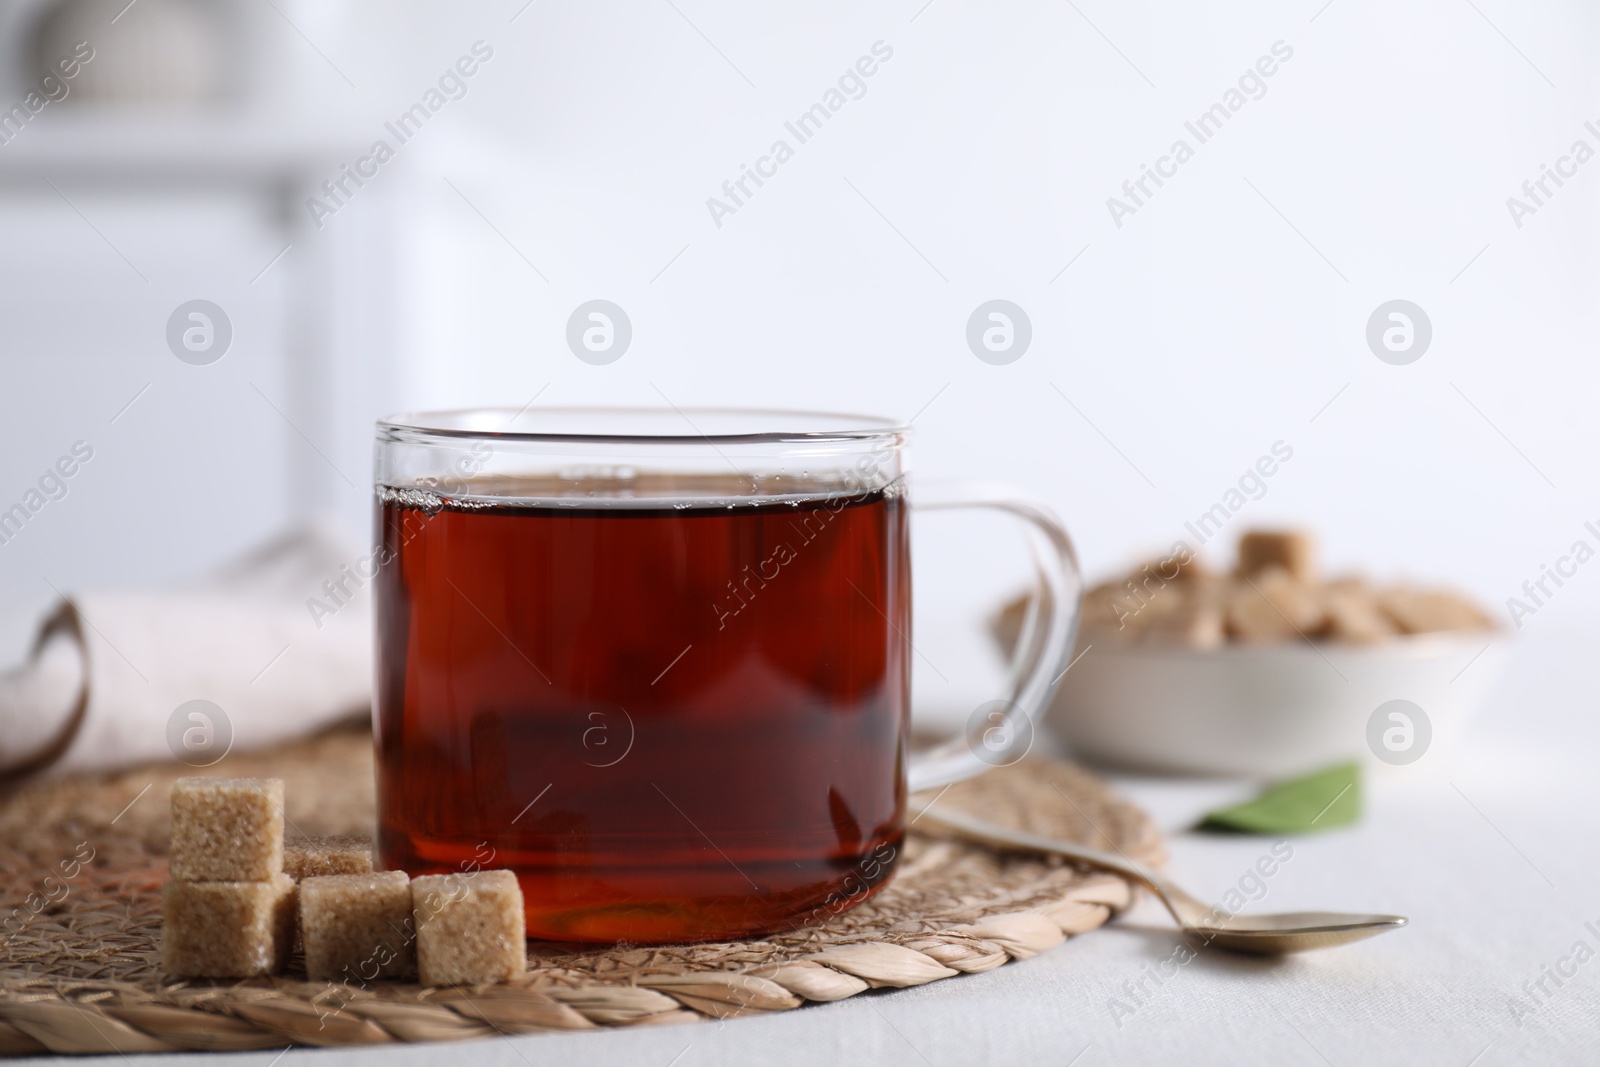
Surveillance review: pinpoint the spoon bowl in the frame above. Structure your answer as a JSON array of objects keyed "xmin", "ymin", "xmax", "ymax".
[{"xmin": 1190, "ymin": 911, "xmax": 1407, "ymax": 955}]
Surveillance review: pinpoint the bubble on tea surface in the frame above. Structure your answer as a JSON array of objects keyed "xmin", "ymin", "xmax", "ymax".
[{"xmin": 378, "ymin": 486, "xmax": 446, "ymax": 511}]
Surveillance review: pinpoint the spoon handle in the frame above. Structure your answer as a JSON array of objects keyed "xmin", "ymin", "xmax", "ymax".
[{"xmin": 916, "ymin": 806, "xmax": 1205, "ymax": 926}]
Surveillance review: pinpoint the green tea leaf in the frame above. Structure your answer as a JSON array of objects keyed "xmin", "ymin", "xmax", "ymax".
[{"xmin": 1198, "ymin": 762, "xmax": 1361, "ymax": 834}]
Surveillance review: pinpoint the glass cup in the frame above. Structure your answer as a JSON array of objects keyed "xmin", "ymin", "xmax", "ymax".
[{"xmin": 372, "ymin": 407, "xmax": 1081, "ymax": 943}]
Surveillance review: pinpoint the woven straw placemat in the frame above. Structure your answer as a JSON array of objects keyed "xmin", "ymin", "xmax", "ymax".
[{"xmin": 0, "ymin": 724, "xmax": 1162, "ymax": 1055}]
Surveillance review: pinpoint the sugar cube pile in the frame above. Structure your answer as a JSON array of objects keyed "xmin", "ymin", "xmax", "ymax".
[{"xmin": 161, "ymin": 776, "xmax": 526, "ymax": 986}]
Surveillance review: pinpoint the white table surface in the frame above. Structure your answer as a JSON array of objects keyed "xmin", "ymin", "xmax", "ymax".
[{"xmin": 24, "ymin": 622, "xmax": 1599, "ymax": 1066}]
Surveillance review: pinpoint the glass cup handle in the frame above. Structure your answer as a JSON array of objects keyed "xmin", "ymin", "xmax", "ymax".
[{"xmin": 904, "ymin": 482, "xmax": 1084, "ymax": 794}]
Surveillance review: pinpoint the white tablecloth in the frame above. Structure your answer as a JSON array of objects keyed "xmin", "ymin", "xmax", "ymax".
[{"xmin": 26, "ymin": 623, "xmax": 1599, "ymax": 1066}]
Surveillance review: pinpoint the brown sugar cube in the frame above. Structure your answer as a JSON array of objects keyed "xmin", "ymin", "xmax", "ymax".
[
  {"xmin": 1237, "ymin": 530, "xmax": 1318, "ymax": 584},
  {"xmin": 991, "ymin": 593, "xmax": 1032, "ymax": 655},
  {"xmin": 1121, "ymin": 562, "xmax": 1177, "ymax": 604},
  {"xmin": 1189, "ymin": 572, "xmax": 1236, "ymax": 612},
  {"xmin": 1227, "ymin": 593, "xmax": 1294, "ymax": 642},
  {"xmin": 282, "ymin": 833, "xmax": 373, "ymax": 955},
  {"xmin": 1226, "ymin": 567, "xmax": 1322, "ymax": 642},
  {"xmin": 1322, "ymin": 575, "xmax": 1367, "ymax": 596},
  {"xmin": 285, "ymin": 835, "xmax": 374, "ymax": 881},
  {"xmin": 161, "ymin": 874, "xmax": 296, "ymax": 978},
  {"xmin": 300, "ymin": 872, "xmax": 415, "ymax": 982},
  {"xmin": 1142, "ymin": 603, "xmax": 1225, "ymax": 649},
  {"xmin": 1110, "ymin": 571, "xmax": 1190, "ymax": 634},
  {"xmin": 1079, "ymin": 583, "xmax": 1120, "ymax": 624},
  {"xmin": 1318, "ymin": 585, "xmax": 1396, "ymax": 644},
  {"xmin": 412, "ymin": 870, "xmax": 526, "ymax": 987},
  {"xmin": 1379, "ymin": 587, "xmax": 1493, "ymax": 634},
  {"xmin": 169, "ymin": 777, "xmax": 284, "ymax": 882},
  {"xmin": 1079, "ymin": 583, "xmax": 1146, "ymax": 641},
  {"xmin": 1078, "ymin": 585, "xmax": 1137, "ymax": 641},
  {"xmin": 1136, "ymin": 546, "xmax": 1207, "ymax": 584}
]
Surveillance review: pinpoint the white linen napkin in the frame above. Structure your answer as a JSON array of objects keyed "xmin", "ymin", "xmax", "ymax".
[{"xmin": 0, "ymin": 524, "xmax": 373, "ymax": 780}]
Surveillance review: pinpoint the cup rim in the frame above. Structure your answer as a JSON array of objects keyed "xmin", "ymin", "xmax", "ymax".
[{"xmin": 377, "ymin": 406, "xmax": 909, "ymax": 446}]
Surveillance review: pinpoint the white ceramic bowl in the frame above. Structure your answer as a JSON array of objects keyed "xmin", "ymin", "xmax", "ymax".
[{"xmin": 1047, "ymin": 633, "xmax": 1505, "ymax": 777}]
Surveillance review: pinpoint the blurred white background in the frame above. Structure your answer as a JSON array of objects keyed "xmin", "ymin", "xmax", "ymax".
[
  {"xmin": 1, "ymin": 10, "xmax": 1594, "ymax": 1062},
  {"xmin": 1, "ymin": 0, "xmax": 1596, "ymax": 709}
]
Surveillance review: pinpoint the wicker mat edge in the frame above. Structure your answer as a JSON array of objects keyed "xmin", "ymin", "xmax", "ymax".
[
  {"xmin": 0, "ymin": 729, "xmax": 1162, "ymax": 1055},
  {"xmin": 0, "ymin": 871, "xmax": 1137, "ymax": 1055}
]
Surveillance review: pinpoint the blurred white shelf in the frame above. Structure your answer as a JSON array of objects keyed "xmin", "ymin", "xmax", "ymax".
[
  {"xmin": 0, "ymin": 107, "xmax": 535, "ymax": 187},
  {"xmin": 0, "ymin": 109, "xmax": 368, "ymax": 184}
]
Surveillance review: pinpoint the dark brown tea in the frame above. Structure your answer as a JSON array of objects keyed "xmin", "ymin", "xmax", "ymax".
[{"xmin": 373, "ymin": 476, "xmax": 910, "ymax": 943}]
